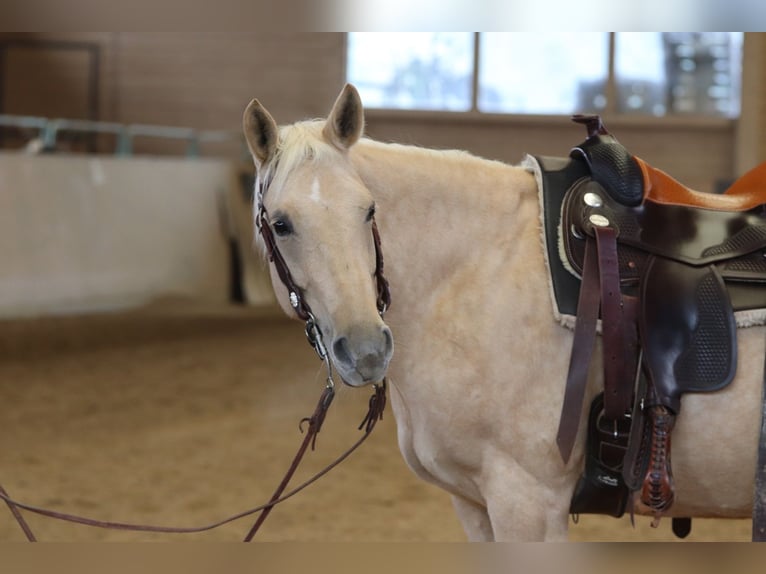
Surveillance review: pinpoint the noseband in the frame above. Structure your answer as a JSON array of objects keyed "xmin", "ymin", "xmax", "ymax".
[{"xmin": 255, "ymin": 171, "xmax": 391, "ymax": 377}]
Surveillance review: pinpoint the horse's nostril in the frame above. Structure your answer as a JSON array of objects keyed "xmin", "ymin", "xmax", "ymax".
[{"xmin": 332, "ymin": 336, "xmax": 352, "ymax": 366}]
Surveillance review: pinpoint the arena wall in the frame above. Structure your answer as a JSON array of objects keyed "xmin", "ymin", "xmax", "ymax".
[{"xmin": 0, "ymin": 152, "xmax": 274, "ymax": 317}]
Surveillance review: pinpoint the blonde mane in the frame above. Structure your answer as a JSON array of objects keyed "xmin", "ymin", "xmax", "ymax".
[{"xmin": 262, "ymin": 119, "xmax": 504, "ymax": 204}]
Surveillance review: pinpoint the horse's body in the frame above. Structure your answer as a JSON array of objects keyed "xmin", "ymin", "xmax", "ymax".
[{"xmin": 243, "ymin": 85, "xmax": 762, "ymax": 541}]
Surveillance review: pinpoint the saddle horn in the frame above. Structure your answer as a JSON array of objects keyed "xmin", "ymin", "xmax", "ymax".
[{"xmin": 569, "ymin": 115, "xmax": 645, "ymax": 207}]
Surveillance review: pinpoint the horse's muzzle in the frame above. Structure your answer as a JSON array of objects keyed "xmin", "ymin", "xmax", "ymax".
[{"xmin": 331, "ymin": 324, "xmax": 393, "ymax": 386}]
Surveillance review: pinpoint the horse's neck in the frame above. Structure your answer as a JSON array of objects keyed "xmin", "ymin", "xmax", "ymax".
[
  {"xmin": 351, "ymin": 140, "xmax": 538, "ymax": 318},
  {"xmin": 351, "ymin": 140, "xmax": 550, "ymax": 475}
]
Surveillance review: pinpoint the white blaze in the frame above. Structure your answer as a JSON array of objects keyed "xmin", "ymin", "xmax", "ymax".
[{"xmin": 310, "ymin": 177, "xmax": 322, "ymax": 204}]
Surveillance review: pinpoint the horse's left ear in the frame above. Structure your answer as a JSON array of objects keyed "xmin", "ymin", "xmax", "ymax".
[
  {"xmin": 243, "ymin": 98, "xmax": 278, "ymax": 169},
  {"xmin": 323, "ymin": 83, "xmax": 364, "ymax": 150}
]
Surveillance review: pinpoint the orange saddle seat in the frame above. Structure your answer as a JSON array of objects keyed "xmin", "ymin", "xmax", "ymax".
[{"xmin": 639, "ymin": 158, "xmax": 766, "ymax": 212}]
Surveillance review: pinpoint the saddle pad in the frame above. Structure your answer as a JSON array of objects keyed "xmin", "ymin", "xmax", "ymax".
[{"xmin": 524, "ymin": 154, "xmax": 586, "ymax": 328}]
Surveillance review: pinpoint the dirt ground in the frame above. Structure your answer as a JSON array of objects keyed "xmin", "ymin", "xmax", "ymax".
[{"xmin": 0, "ymin": 303, "xmax": 753, "ymax": 542}]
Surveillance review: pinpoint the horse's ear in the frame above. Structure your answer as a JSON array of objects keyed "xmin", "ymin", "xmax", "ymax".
[
  {"xmin": 243, "ymin": 98, "xmax": 278, "ymax": 168},
  {"xmin": 323, "ymin": 83, "xmax": 364, "ymax": 150}
]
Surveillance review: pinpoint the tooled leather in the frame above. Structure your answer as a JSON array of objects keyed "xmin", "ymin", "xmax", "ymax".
[
  {"xmin": 570, "ymin": 130, "xmax": 644, "ymax": 207},
  {"xmin": 555, "ymin": 118, "xmax": 766, "ymax": 538},
  {"xmin": 639, "ymin": 257, "xmax": 736, "ymax": 411}
]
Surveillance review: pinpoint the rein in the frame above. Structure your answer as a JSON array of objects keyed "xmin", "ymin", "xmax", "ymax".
[
  {"xmin": 0, "ymin": 170, "xmax": 392, "ymax": 542},
  {"xmin": 0, "ymin": 382, "xmax": 386, "ymax": 540}
]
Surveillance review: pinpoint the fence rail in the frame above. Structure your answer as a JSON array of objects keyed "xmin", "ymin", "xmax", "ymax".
[{"xmin": 0, "ymin": 114, "xmax": 245, "ymax": 159}]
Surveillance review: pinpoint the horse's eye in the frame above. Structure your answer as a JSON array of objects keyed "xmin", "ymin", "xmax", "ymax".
[
  {"xmin": 272, "ymin": 219, "xmax": 292, "ymax": 237},
  {"xmin": 366, "ymin": 205, "xmax": 376, "ymax": 222}
]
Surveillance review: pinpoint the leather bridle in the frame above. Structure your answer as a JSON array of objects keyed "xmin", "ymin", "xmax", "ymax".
[
  {"xmin": 255, "ymin": 171, "xmax": 391, "ymax": 371},
  {"xmin": 0, "ymin": 169, "xmax": 392, "ymax": 542}
]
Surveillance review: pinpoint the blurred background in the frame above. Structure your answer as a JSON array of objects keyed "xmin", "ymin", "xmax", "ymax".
[{"xmin": 0, "ymin": 32, "xmax": 762, "ymax": 541}]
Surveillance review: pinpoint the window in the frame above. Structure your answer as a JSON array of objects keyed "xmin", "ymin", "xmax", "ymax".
[
  {"xmin": 346, "ymin": 33, "xmax": 743, "ymax": 118},
  {"xmin": 478, "ymin": 33, "xmax": 609, "ymax": 115},
  {"xmin": 614, "ymin": 33, "xmax": 742, "ymax": 117},
  {"xmin": 346, "ymin": 33, "xmax": 474, "ymax": 111}
]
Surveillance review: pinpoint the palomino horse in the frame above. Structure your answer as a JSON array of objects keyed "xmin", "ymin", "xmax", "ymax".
[{"xmin": 242, "ymin": 84, "xmax": 763, "ymax": 542}]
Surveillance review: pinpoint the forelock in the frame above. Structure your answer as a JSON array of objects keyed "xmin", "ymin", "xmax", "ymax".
[{"xmin": 264, "ymin": 120, "xmax": 338, "ymax": 200}]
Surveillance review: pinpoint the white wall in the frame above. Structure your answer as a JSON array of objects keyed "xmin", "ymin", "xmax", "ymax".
[{"xmin": 0, "ymin": 152, "xmax": 272, "ymax": 317}]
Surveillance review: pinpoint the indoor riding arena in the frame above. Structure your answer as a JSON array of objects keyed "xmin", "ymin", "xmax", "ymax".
[{"xmin": 2, "ymin": 32, "xmax": 765, "ymax": 543}]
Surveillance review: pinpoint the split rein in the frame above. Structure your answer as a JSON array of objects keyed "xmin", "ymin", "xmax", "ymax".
[
  {"xmin": 0, "ymin": 173, "xmax": 392, "ymax": 542},
  {"xmin": 0, "ymin": 383, "xmax": 386, "ymax": 541}
]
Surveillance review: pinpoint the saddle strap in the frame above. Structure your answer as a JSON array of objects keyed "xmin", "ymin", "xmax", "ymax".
[
  {"xmin": 557, "ymin": 236, "xmax": 601, "ymax": 464},
  {"xmin": 557, "ymin": 226, "xmax": 633, "ymax": 463},
  {"xmin": 596, "ymin": 226, "xmax": 633, "ymax": 420},
  {"xmin": 753, "ymin": 347, "xmax": 766, "ymax": 541}
]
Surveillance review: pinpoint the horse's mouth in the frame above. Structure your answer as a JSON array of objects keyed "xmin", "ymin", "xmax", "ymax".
[
  {"xmin": 336, "ymin": 365, "xmax": 388, "ymax": 388},
  {"xmin": 330, "ymin": 352, "xmax": 391, "ymax": 387}
]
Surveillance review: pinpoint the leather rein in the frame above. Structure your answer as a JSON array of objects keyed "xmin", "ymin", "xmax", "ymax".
[{"xmin": 0, "ymin": 172, "xmax": 392, "ymax": 542}]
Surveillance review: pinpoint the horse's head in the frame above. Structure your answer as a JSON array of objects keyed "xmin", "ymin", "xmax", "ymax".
[{"xmin": 242, "ymin": 84, "xmax": 393, "ymax": 387}]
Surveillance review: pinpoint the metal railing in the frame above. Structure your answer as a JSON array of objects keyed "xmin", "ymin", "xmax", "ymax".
[{"xmin": 0, "ymin": 114, "xmax": 245, "ymax": 159}]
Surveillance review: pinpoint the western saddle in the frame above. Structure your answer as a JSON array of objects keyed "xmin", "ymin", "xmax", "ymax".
[{"xmin": 538, "ymin": 115, "xmax": 766, "ymax": 540}]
